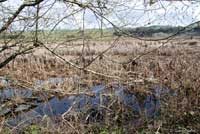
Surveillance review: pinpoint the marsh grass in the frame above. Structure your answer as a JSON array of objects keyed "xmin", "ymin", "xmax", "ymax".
[{"xmin": 0, "ymin": 38, "xmax": 200, "ymax": 133}]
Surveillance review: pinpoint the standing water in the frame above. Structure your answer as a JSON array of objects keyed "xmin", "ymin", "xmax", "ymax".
[{"xmin": 0, "ymin": 77, "xmax": 175, "ymax": 128}]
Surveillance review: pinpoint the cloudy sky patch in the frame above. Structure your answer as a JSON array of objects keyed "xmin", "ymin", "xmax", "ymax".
[{"xmin": 1, "ymin": 0, "xmax": 200, "ymax": 30}]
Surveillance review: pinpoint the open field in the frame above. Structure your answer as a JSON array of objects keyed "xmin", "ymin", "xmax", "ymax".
[{"xmin": 0, "ymin": 36, "xmax": 200, "ymax": 133}]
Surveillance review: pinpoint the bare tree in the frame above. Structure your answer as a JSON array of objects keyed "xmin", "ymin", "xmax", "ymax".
[{"xmin": 0, "ymin": 0, "xmax": 199, "ymax": 74}]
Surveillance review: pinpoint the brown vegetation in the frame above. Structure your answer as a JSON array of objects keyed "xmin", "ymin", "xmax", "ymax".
[{"xmin": 0, "ymin": 38, "xmax": 200, "ymax": 133}]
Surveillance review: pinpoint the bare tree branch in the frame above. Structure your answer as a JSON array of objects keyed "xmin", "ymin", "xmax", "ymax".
[
  {"xmin": 0, "ymin": 46, "xmax": 35, "ymax": 68},
  {"xmin": 0, "ymin": 0, "xmax": 44, "ymax": 34},
  {"xmin": 0, "ymin": 0, "xmax": 7, "ymax": 3}
]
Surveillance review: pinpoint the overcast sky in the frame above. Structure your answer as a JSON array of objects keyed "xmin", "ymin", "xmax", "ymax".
[{"xmin": 1, "ymin": 0, "xmax": 200, "ymax": 30}]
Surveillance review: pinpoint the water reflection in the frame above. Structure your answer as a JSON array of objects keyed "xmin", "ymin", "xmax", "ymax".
[{"xmin": 0, "ymin": 77, "xmax": 175, "ymax": 128}]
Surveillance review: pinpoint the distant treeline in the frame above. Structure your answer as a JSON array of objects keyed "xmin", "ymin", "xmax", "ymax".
[
  {"xmin": 113, "ymin": 25, "xmax": 200, "ymax": 37},
  {"xmin": 0, "ymin": 33, "xmax": 25, "ymax": 40}
]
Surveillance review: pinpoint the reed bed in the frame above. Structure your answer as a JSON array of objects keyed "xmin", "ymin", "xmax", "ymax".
[{"xmin": 0, "ymin": 38, "xmax": 199, "ymax": 133}]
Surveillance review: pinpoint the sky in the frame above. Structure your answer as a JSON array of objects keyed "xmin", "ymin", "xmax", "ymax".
[{"xmin": 1, "ymin": 0, "xmax": 200, "ymax": 30}]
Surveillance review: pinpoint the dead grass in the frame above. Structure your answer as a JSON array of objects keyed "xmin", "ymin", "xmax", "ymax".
[{"xmin": 0, "ymin": 37, "xmax": 200, "ymax": 133}]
